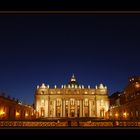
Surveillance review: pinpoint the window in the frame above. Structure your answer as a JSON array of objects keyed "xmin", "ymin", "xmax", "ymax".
[
  {"xmin": 66, "ymin": 100, "xmax": 69, "ymax": 106},
  {"xmin": 41, "ymin": 99, "xmax": 45, "ymax": 106},
  {"xmin": 70, "ymin": 99, "xmax": 75, "ymax": 106},
  {"xmin": 57, "ymin": 99, "xmax": 61, "ymax": 106},
  {"xmin": 100, "ymin": 100, "xmax": 104, "ymax": 106},
  {"xmin": 85, "ymin": 99, "xmax": 88, "ymax": 106}
]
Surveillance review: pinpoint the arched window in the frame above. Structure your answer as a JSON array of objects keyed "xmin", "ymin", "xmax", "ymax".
[
  {"xmin": 70, "ymin": 99, "xmax": 75, "ymax": 105},
  {"xmin": 57, "ymin": 99, "xmax": 61, "ymax": 106}
]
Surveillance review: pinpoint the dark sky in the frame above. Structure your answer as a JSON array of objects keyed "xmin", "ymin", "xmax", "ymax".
[{"xmin": 0, "ymin": 14, "xmax": 140, "ymax": 104}]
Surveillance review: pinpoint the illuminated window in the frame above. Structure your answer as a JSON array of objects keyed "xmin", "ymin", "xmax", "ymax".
[
  {"xmin": 135, "ymin": 82, "xmax": 140, "ymax": 88},
  {"xmin": 57, "ymin": 99, "xmax": 61, "ymax": 106},
  {"xmin": 16, "ymin": 111, "xmax": 20, "ymax": 117},
  {"xmin": 66, "ymin": 100, "xmax": 69, "ymax": 106},
  {"xmin": 40, "ymin": 107, "xmax": 45, "ymax": 117},
  {"xmin": 123, "ymin": 112, "xmax": 127, "ymax": 118},
  {"xmin": 0, "ymin": 109, "xmax": 5, "ymax": 117},
  {"xmin": 25, "ymin": 112, "xmax": 29, "ymax": 117},
  {"xmin": 70, "ymin": 99, "xmax": 75, "ymax": 106},
  {"xmin": 41, "ymin": 99, "xmax": 45, "ymax": 106},
  {"xmin": 85, "ymin": 98, "xmax": 88, "ymax": 106},
  {"xmin": 100, "ymin": 100, "xmax": 104, "ymax": 106},
  {"xmin": 115, "ymin": 113, "xmax": 118, "ymax": 118}
]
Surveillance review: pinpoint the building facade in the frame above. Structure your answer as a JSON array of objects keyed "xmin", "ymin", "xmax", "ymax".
[
  {"xmin": 109, "ymin": 76, "xmax": 140, "ymax": 120},
  {"xmin": 0, "ymin": 94, "xmax": 35, "ymax": 120},
  {"xmin": 34, "ymin": 75, "xmax": 109, "ymax": 119}
]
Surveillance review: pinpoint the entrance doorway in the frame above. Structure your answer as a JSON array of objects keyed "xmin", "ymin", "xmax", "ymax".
[{"xmin": 70, "ymin": 109, "xmax": 75, "ymax": 117}]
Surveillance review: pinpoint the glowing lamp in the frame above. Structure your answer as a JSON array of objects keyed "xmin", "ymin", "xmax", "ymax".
[{"xmin": 0, "ymin": 111, "xmax": 5, "ymax": 115}]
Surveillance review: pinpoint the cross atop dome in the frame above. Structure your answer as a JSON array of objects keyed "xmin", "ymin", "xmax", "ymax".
[
  {"xmin": 67, "ymin": 74, "xmax": 79, "ymax": 86},
  {"xmin": 71, "ymin": 74, "xmax": 76, "ymax": 82}
]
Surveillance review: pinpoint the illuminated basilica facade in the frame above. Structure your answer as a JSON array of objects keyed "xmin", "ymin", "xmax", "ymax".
[{"xmin": 34, "ymin": 75, "xmax": 109, "ymax": 119}]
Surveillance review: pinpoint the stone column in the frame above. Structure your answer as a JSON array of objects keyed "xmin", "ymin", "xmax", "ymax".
[
  {"xmin": 95, "ymin": 96, "xmax": 97, "ymax": 117},
  {"xmin": 80, "ymin": 100, "xmax": 82, "ymax": 117},
  {"xmin": 75, "ymin": 100, "xmax": 77, "ymax": 117},
  {"xmin": 61, "ymin": 99, "xmax": 63, "ymax": 117},
  {"xmin": 48, "ymin": 97, "xmax": 50, "ymax": 117},
  {"xmin": 63, "ymin": 99, "xmax": 65, "ymax": 117},
  {"xmin": 68, "ymin": 100, "xmax": 70, "ymax": 117},
  {"xmin": 83, "ymin": 100, "xmax": 85, "ymax": 117},
  {"xmin": 45, "ymin": 99, "xmax": 48, "ymax": 117},
  {"xmin": 53, "ymin": 100, "xmax": 56, "ymax": 117},
  {"xmin": 89, "ymin": 100, "xmax": 92, "ymax": 117}
]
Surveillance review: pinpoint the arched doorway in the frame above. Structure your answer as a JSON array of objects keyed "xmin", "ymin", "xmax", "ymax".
[
  {"xmin": 100, "ymin": 108, "xmax": 104, "ymax": 118},
  {"xmin": 70, "ymin": 106, "xmax": 75, "ymax": 117}
]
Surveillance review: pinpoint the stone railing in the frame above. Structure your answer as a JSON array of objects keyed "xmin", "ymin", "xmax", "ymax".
[
  {"xmin": 0, "ymin": 121, "xmax": 68, "ymax": 127},
  {"xmin": 0, "ymin": 121, "xmax": 140, "ymax": 127}
]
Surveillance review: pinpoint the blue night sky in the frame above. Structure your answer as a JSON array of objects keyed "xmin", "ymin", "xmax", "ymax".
[{"xmin": 0, "ymin": 14, "xmax": 140, "ymax": 105}]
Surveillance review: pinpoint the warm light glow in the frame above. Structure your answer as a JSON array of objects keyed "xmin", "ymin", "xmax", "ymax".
[
  {"xmin": 123, "ymin": 112, "xmax": 127, "ymax": 117},
  {"xmin": 85, "ymin": 91, "xmax": 88, "ymax": 94},
  {"xmin": 0, "ymin": 110, "xmax": 5, "ymax": 115},
  {"xmin": 135, "ymin": 82, "xmax": 140, "ymax": 88},
  {"xmin": 16, "ymin": 111, "xmax": 20, "ymax": 116},
  {"xmin": 31, "ymin": 112, "xmax": 34, "ymax": 116},
  {"xmin": 71, "ymin": 79, "xmax": 75, "ymax": 82},
  {"xmin": 115, "ymin": 113, "xmax": 118, "ymax": 117},
  {"xmin": 25, "ymin": 113, "xmax": 28, "ymax": 117}
]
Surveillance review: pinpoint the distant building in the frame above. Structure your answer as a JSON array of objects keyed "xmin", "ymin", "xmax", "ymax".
[
  {"xmin": 109, "ymin": 76, "xmax": 140, "ymax": 120},
  {"xmin": 34, "ymin": 74, "xmax": 109, "ymax": 119},
  {"xmin": 0, "ymin": 94, "xmax": 35, "ymax": 120}
]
